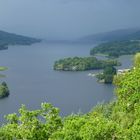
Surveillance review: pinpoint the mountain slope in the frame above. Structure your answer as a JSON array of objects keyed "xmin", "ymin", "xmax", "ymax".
[{"xmin": 78, "ymin": 28, "xmax": 140, "ymax": 43}]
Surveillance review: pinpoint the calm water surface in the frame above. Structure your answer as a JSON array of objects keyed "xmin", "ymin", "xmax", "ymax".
[{"xmin": 0, "ymin": 42, "xmax": 132, "ymax": 122}]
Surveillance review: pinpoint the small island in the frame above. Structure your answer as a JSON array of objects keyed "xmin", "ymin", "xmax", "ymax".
[
  {"xmin": 90, "ymin": 40, "xmax": 140, "ymax": 58},
  {"xmin": 54, "ymin": 57, "xmax": 120, "ymax": 71},
  {"xmin": 0, "ymin": 66, "xmax": 7, "ymax": 78},
  {"xmin": 0, "ymin": 66, "xmax": 10, "ymax": 98},
  {"xmin": 0, "ymin": 66, "xmax": 8, "ymax": 71},
  {"xmin": 0, "ymin": 82, "xmax": 10, "ymax": 98}
]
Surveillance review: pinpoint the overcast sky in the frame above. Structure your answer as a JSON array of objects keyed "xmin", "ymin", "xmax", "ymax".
[{"xmin": 0, "ymin": 0, "xmax": 140, "ymax": 39}]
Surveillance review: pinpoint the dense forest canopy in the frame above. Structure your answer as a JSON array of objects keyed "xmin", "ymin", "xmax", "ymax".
[
  {"xmin": 90, "ymin": 40, "xmax": 140, "ymax": 58},
  {"xmin": 0, "ymin": 54, "xmax": 140, "ymax": 139}
]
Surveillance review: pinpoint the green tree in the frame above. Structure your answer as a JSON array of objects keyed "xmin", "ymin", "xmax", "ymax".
[
  {"xmin": 0, "ymin": 103, "xmax": 62, "ymax": 140},
  {"xmin": 103, "ymin": 66, "xmax": 116, "ymax": 83}
]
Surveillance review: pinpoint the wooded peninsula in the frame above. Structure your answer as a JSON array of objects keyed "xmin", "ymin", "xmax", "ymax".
[{"xmin": 54, "ymin": 57, "xmax": 120, "ymax": 71}]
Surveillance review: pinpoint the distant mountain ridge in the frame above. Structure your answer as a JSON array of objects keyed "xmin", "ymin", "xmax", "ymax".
[
  {"xmin": 0, "ymin": 30, "xmax": 41, "ymax": 50},
  {"xmin": 77, "ymin": 28, "xmax": 140, "ymax": 43}
]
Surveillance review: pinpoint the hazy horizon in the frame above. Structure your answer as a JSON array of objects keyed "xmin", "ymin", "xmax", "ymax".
[{"xmin": 0, "ymin": 0, "xmax": 140, "ymax": 40}]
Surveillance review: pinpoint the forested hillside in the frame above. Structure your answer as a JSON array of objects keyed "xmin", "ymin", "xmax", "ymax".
[
  {"xmin": 0, "ymin": 54, "xmax": 140, "ymax": 139},
  {"xmin": 0, "ymin": 30, "xmax": 41, "ymax": 50}
]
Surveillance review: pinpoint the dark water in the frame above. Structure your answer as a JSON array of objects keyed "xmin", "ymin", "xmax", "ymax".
[{"xmin": 0, "ymin": 42, "xmax": 132, "ymax": 122}]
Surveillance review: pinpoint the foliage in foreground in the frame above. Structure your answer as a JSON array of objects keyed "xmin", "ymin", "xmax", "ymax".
[{"xmin": 1, "ymin": 54, "xmax": 140, "ymax": 139}]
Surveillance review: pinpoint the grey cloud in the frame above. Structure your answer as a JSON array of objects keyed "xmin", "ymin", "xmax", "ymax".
[{"xmin": 0, "ymin": 0, "xmax": 140, "ymax": 39}]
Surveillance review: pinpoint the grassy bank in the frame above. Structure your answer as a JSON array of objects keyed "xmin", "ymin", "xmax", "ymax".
[{"xmin": 0, "ymin": 67, "xmax": 8, "ymax": 71}]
